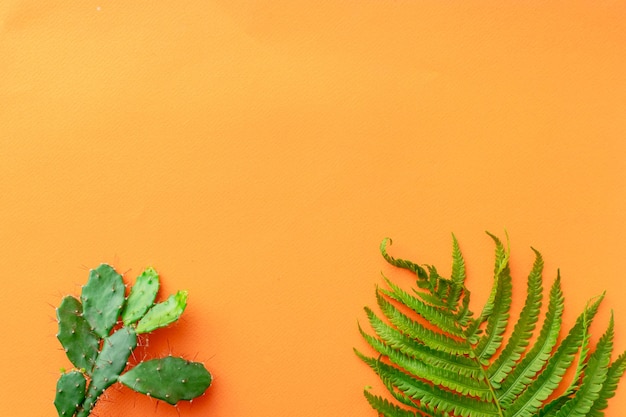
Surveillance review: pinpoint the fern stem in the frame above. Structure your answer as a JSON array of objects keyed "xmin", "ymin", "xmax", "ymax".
[{"xmin": 479, "ymin": 362, "xmax": 506, "ymax": 417}]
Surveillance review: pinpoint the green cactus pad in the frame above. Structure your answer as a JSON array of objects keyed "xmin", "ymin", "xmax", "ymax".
[
  {"xmin": 119, "ymin": 356, "xmax": 212, "ymax": 405},
  {"xmin": 80, "ymin": 264, "xmax": 126, "ymax": 338},
  {"xmin": 54, "ymin": 370, "xmax": 86, "ymax": 417},
  {"xmin": 135, "ymin": 290, "xmax": 188, "ymax": 334},
  {"xmin": 121, "ymin": 267, "xmax": 160, "ymax": 326},
  {"xmin": 56, "ymin": 296, "xmax": 100, "ymax": 373},
  {"xmin": 77, "ymin": 326, "xmax": 137, "ymax": 417}
]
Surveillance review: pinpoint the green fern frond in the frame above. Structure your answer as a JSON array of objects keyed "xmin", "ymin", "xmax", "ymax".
[
  {"xmin": 476, "ymin": 232, "xmax": 511, "ymax": 327},
  {"xmin": 414, "ymin": 289, "xmax": 451, "ymax": 309},
  {"xmin": 376, "ymin": 291, "xmax": 473, "ymax": 357},
  {"xmin": 488, "ymin": 231, "xmax": 511, "ymax": 274},
  {"xmin": 488, "ymin": 249, "xmax": 543, "ymax": 385},
  {"xmin": 359, "ymin": 315, "xmax": 484, "ymax": 379},
  {"xmin": 358, "ymin": 352, "xmax": 501, "ymax": 417},
  {"xmin": 566, "ymin": 293, "xmax": 607, "ymax": 397},
  {"xmin": 450, "ymin": 234, "xmax": 466, "ymax": 285},
  {"xmin": 381, "ymin": 275, "xmax": 465, "ymax": 337},
  {"xmin": 357, "ymin": 345, "xmax": 492, "ymax": 399},
  {"xmin": 497, "ymin": 276, "xmax": 565, "ymax": 407},
  {"xmin": 455, "ymin": 289, "xmax": 473, "ymax": 326},
  {"xmin": 537, "ymin": 314, "xmax": 615, "ymax": 417},
  {"xmin": 474, "ymin": 264, "xmax": 513, "ymax": 365},
  {"xmin": 463, "ymin": 235, "xmax": 512, "ymax": 345},
  {"xmin": 381, "ymin": 238, "xmax": 429, "ymax": 281},
  {"xmin": 504, "ymin": 299, "xmax": 600, "ymax": 417},
  {"xmin": 363, "ymin": 390, "xmax": 422, "ymax": 417},
  {"xmin": 588, "ymin": 350, "xmax": 626, "ymax": 417},
  {"xmin": 551, "ymin": 314, "xmax": 614, "ymax": 417},
  {"xmin": 357, "ymin": 233, "xmax": 625, "ymax": 417},
  {"xmin": 448, "ymin": 234, "xmax": 467, "ymax": 312}
]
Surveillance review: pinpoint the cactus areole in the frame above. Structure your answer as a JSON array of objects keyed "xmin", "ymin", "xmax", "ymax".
[{"xmin": 54, "ymin": 264, "xmax": 212, "ymax": 417}]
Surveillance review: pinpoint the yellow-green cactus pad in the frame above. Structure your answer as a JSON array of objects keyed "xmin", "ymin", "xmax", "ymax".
[
  {"xmin": 122, "ymin": 267, "xmax": 160, "ymax": 326},
  {"xmin": 135, "ymin": 290, "xmax": 187, "ymax": 334}
]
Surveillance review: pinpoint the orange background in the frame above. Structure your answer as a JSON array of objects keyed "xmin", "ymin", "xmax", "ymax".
[{"xmin": 1, "ymin": 1, "xmax": 625, "ymax": 416}]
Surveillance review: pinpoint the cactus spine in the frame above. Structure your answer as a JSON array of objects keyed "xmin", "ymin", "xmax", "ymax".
[{"xmin": 54, "ymin": 264, "xmax": 212, "ymax": 417}]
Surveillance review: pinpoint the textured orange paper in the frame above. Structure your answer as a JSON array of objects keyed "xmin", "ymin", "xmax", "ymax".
[{"xmin": 1, "ymin": 1, "xmax": 625, "ymax": 416}]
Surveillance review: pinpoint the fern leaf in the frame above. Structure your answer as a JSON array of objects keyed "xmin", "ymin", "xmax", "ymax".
[
  {"xmin": 358, "ymin": 234, "xmax": 625, "ymax": 417},
  {"xmin": 473, "ymin": 259, "xmax": 513, "ymax": 364},
  {"xmin": 447, "ymin": 234, "xmax": 467, "ymax": 311},
  {"xmin": 488, "ymin": 248, "xmax": 544, "ymax": 384},
  {"xmin": 537, "ymin": 318, "xmax": 614, "ymax": 417},
  {"xmin": 504, "ymin": 295, "xmax": 603, "ymax": 417},
  {"xmin": 537, "ymin": 396, "xmax": 570, "ymax": 417},
  {"xmin": 360, "ymin": 315, "xmax": 484, "ymax": 379},
  {"xmin": 455, "ymin": 289, "xmax": 473, "ymax": 327},
  {"xmin": 381, "ymin": 238, "xmax": 428, "ymax": 281},
  {"xmin": 550, "ymin": 314, "xmax": 614, "ymax": 417},
  {"xmin": 465, "ymin": 233, "xmax": 511, "ymax": 341},
  {"xmin": 381, "ymin": 276, "xmax": 465, "ymax": 337},
  {"xmin": 356, "ymin": 344, "xmax": 492, "ymax": 400},
  {"xmin": 376, "ymin": 291, "xmax": 473, "ymax": 356},
  {"xmin": 497, "ymin": 276, "xmax": 564, "ymax": 407},
  {"xmin": 450, "ymin": 234, "xmax": 466, "ymax": 285},
  {"xmin": 588, "ymin": 350, "xmax": 626, "ymax": 417},
  {"xmin": 488, "ymin": 231, "xmax": 511, "ymax": 277},
  {"xmin": 426, "ymin": 265, "xmax": 459, "ymax": 307},
  {"xmin": 481, "ymin": 233, "xmax": 509, "ymax": 318},
  {"xmin": 565, "ymin": 293, "xmax": 606, "ymax": 397},
  {"xmin": 357, "ymin": 353, "xmax": 501, "ymax": 417},
  {"xmin": 414, "ymin": 290, "xmax": 450, "ymax": 308},
  {"xmin": 373, "ymin": 385, "xmax": 454, "ymax": 417},
  {"xmin": 363, "ymin": 390, "xmax": 422, "ymax": 417}
]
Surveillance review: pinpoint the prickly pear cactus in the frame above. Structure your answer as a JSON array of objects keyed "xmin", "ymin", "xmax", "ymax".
[
  {"xmin": 54, "ymin": 264, "xmax": 212, "ymax": 417},
  {"xmin": 54, "ymin": 370, "xmax": 86, "ymax": 417},
  {"xmin": 119, "ymin": 356, "xmax": 212, "ymax": 405}
]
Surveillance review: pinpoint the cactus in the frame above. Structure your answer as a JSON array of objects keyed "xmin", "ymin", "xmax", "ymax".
[
  {"xmin": 54, "ymin": 370, "xmax": 86, "ymax": 417},
  {"xmin": 77, "ymin": 327, "xmax": 138, "ymax": 417},
  {"xmin": 136, "ymin": 290, "xmax": 188, "ymax": 334},
  {"xmin": 81, "ymin": 264, "xmax": 126, "ymax": 339},
  {"xmin": 119, "ymin": 357, "xmax": 213, "ymax": 405},
  {"xmin": 56, "ymin": 296, "xmax": 99, "ymax": 372},
  {"xmin": 121, "ymin": 267, "xmax": 159, "ymax": 326},
  {"xmin": 54, "ymin": 264, "xmax": 212, "ymax": 417}
]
